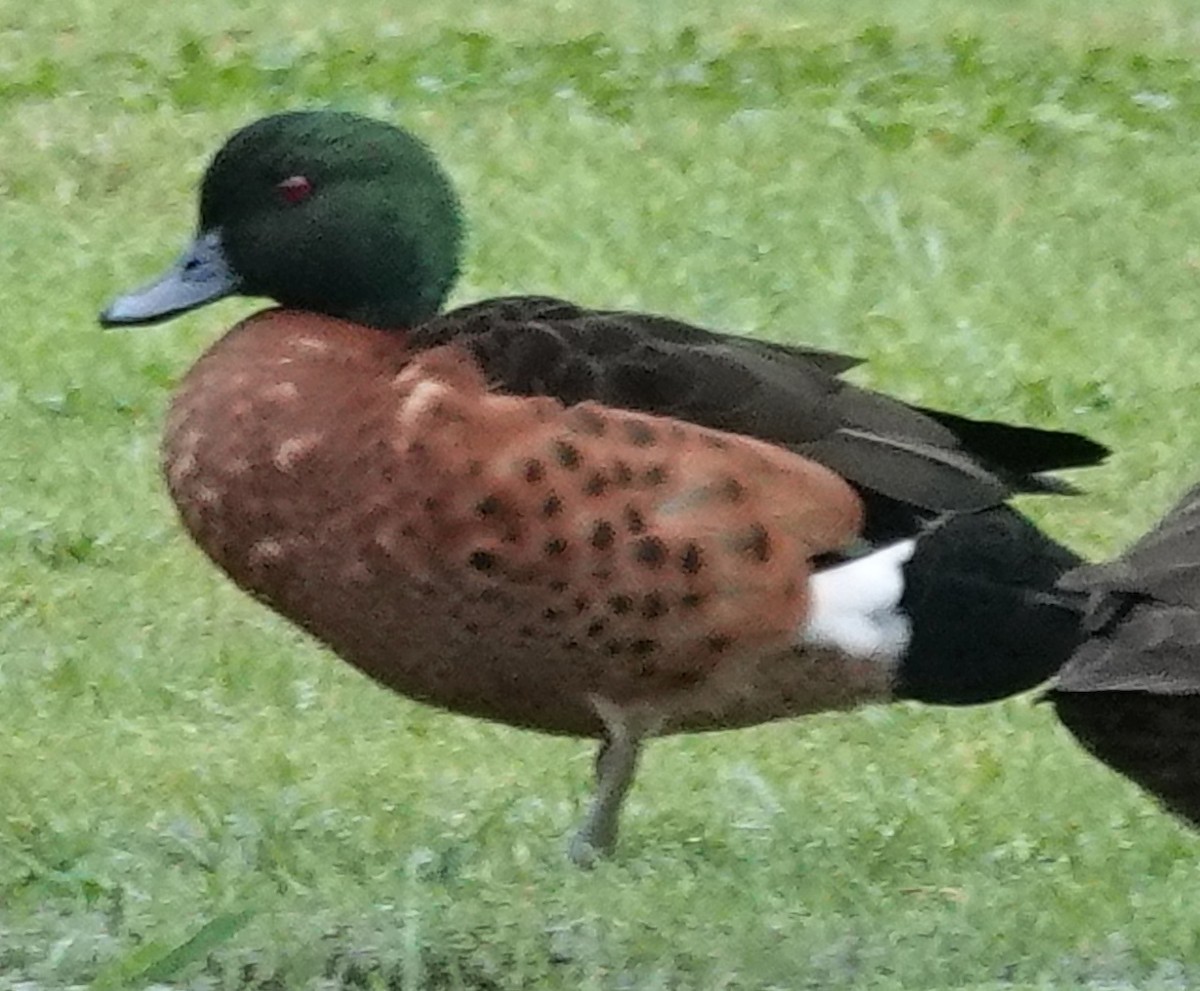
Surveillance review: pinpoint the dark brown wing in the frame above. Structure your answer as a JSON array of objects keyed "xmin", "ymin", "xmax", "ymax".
[
  {"xmin": 912, "ymin": 406, "xmax": 1110, "ymax": 487},
  {"xmin": 1056, "ymin": 482, "xmax": 1200, "ymax": 695},
  {"xmin": 1051, "ymin": 692, "xmax": 1200, "ymax": 828},
  {"xmin": 419, "ymin": 296, "xmax": 865, "ymax": 374},
  {"xmin": 1060, "ymin": 483, "xmax": 1200, "ymax": 613},
  {"xmin": 414, "ymin": 296, "xmax": 1107, "ymax": 525},
  {"xmin": 1049, "ymin": 593, "xmax": 1200, "ymax": 829},
  {"xmin": 1049, "ymin": 482, "xmax": 1200, "ymax": 830}
]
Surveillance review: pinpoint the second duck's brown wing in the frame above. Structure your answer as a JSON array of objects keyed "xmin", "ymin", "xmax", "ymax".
[
  {"xmin": 1051, "ymin": 692, "xmax": 1200, "ymax": 828},
  {"xmin": 1049, "ymin": 483, "xmax": 1200, "ymax": 829}
]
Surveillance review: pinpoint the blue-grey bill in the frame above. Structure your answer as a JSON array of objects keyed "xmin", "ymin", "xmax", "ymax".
[{"xmin": 99, "ymin": 229, "xmax": 241, "ymax": 327}]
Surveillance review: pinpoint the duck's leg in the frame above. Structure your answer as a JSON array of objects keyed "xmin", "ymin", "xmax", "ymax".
[{"xmin": 568, "ymin": 728, "xmax": 644, "ymax": 868}]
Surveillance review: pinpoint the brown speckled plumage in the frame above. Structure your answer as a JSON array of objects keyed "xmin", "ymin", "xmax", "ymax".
[{"xmin": 166, "ymin": 310, "xmax": 885, "ymax": 740}]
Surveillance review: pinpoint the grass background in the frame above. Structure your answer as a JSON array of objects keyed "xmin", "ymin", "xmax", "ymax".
[{"xmin": 3, "ymin": 0, "xmax": 1200, "ymax": 987}]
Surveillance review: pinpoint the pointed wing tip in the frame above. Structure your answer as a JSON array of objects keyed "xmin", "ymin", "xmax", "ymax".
[{"xmin": 1063, "ymin": 434, "xmax": 1112, "ymax": 468}]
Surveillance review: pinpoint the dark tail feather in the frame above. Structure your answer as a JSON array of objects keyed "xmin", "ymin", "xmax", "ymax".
[
  {"xmin": 1048, "ymin": 481, "xmax": 1200, "ymax": 830},
  {"xmin": 914, "ymin": 405, "xmax": 1110, "ymax": 484},
  {"xmin": 895, "ymin": 507, "xmax": 1085, "ymax": 706}
]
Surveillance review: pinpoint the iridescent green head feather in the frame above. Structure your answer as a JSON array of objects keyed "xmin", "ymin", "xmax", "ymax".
[{"xmin": 102, "ymin": 110, "xmax": 463, "ymax": 330}]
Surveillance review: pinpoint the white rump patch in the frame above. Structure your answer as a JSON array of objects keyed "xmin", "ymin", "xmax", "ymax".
[{"xmin": 800, "ymin": 539, "xmax": 916, "ymax": 660}]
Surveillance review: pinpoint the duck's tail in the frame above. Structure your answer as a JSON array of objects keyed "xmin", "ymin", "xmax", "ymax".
[
  {"xmin": 1045, "ymin": 483, "xmax": 1200, "ymax": 828},
  {"xmin": 891, "ymin": 506, "xmax": 1087, "ymax": 706},
  {"xmin": 844, "ymin": 487, "xmax": 1200, "ymax": 830}
]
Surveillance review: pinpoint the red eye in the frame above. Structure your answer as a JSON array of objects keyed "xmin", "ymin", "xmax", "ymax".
[{"xmin": 277, "ymin": 175, "xmax": 313, "ymax": 205}]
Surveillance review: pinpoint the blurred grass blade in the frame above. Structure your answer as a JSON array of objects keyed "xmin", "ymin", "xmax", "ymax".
[{"xmin": 91, "ymin": 910, "xmax": 253, "ymax": 989}]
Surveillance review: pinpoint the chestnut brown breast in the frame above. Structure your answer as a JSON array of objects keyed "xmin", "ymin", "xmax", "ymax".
[{"xmin": 162, "ymin": 308, "xmax": 885, "ymax": 737}]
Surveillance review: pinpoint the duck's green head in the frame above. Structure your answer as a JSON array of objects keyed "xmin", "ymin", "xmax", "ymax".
[{"xmin": 101, "ymin": 110, "xmax": 463, "ymax": 330}]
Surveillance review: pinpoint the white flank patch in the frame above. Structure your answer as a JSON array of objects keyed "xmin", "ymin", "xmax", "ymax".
[{"xmin": 800, "ymin": 539, "xmax": 916, "ymax": 660}]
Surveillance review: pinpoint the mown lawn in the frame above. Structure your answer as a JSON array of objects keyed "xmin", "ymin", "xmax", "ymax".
[{"xmin": 2, "ymin": 1, "xmax": 1200, "ymax": 987}]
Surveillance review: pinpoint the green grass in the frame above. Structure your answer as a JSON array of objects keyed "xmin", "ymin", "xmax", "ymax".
[{"xmin": 3, "ymin": 1, "xmax": 1200, "ymax": 987}]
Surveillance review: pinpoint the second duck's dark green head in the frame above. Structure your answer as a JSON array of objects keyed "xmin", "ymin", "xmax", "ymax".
[{"xmin": 101, "ymin": 111, "xmax": 463, "ymax": 330}]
